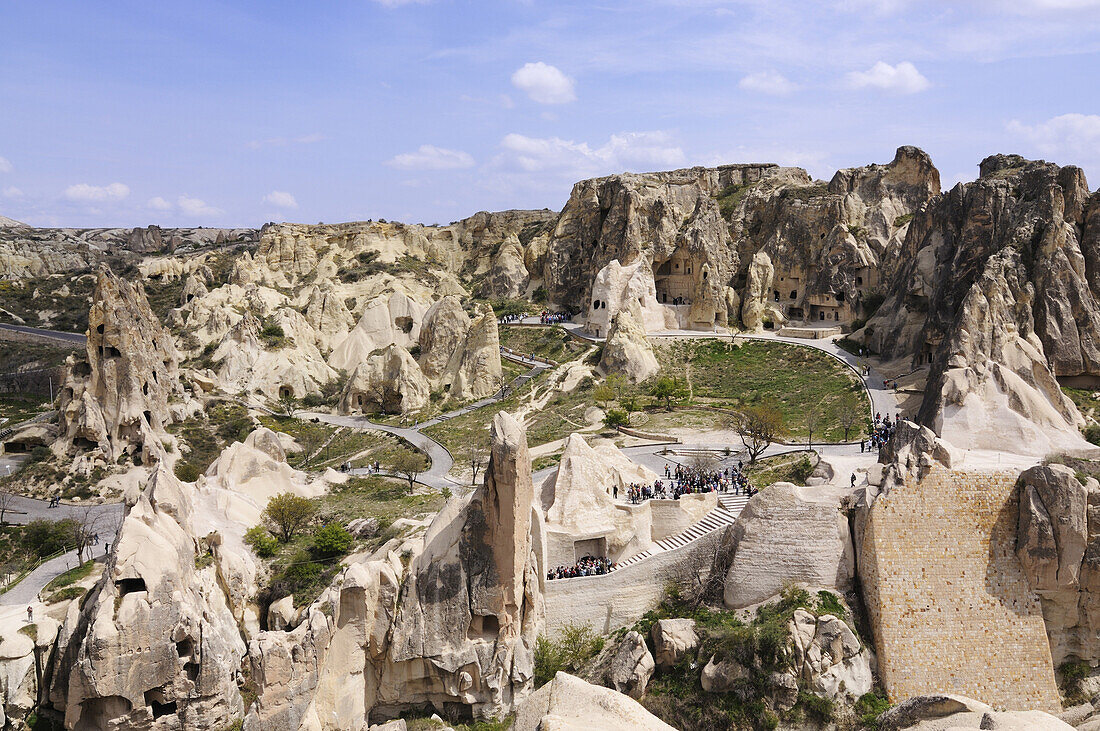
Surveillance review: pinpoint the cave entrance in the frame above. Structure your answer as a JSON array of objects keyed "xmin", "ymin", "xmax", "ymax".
[
  {"xmin": 653, "ymin": 249, "xmax": 697, "ymax": 306},
  {"xmin": 573, "ymin": 537, "xmax": 607, "ymax": 563}
]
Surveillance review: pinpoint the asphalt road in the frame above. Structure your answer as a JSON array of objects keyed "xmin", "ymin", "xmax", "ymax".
[{"xmin": 0, "ymin": 323, "xmax": 86, "ymax": 345}]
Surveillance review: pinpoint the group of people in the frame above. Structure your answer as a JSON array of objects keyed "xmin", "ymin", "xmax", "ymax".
[
  {"xmin": 538, "ymin": 310, "xmax": 569, "ymax": 324},
  {"xmin": 547, "ymin": 554, "xmax": 613, "ymax": 580},
  {"xmin": 613, "ymin": 462, "xmax": 758, "ymax": 505},
  {"xmin": 498, "ymin": 312, "xmax": 525, "ymax": 324},
  {"xmin": 861, "ymin": 412, "xmax": 897, "ymax": 453}
]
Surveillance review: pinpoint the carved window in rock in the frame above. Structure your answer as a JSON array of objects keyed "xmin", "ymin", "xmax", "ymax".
[{"xmin": 790, "ymin": 291, "xmax": 797, "ymax": 300}]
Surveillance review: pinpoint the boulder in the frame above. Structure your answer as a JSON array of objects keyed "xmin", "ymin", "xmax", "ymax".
[
  {"xmin": 347, "ymin": 517, "xmax": 381, "ymax": 539},
  {"xmin": 267, "ymin": 595, "xmax": 297, "ymax": 631},
  {"xmin": 650, "ymin": 618, "xmax": 699, "ymax": 668},
  {"xmin": 878, "ymin": 694, "xmax": 1074, "ymax": 730},
  {"xmin": 599, "ymin": 309, "xmax": 660, "ymax": 383},
  {"xmin": 512, "ymin": 672, "xmax": 675, "ymax": 731},
  {"xmin": 608, "ymin": 631, "xmax": 654, "ymax": 700},
  {"xmin": 339, "ymin": 344, "xmax": 431, "ymax": 415},
  {"xmin": 788, "ymin": 609, "xmax": 872, "ymax": 701},
  {"xmin": 721, "ymin": 482, "xmax": 855, "ymax": 609},
  {"xmin": 484, "ymin": 241, "xmax": 529, "ymax": 299},
  {"xmin": 447, "ymin": 304, "xmax": 504, "ymax": 401},
  {"xmin": 700, "ymin": 656, "xmax": 750, "ymax": 693}
]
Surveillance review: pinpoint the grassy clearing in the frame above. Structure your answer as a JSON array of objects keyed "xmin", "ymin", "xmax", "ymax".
[
  {"xmin": 251, "ymin": 475, "xmax": 444, "ymax": 610},
  {"xmin": 747, "ymin": 451, "xmax": 816, "ymax": 487},
  {"xmin": 0, "ymin": 392, "xmax": 54, "ymax": 425},
  {"xmin": 1063, "ymin": 385, "xmax": 1099, "ymax": 422},
  {"xmin": 0, "ymin": 274, "xmax": 96, "ymax": 332},
  {"xmin": 168, "ymin": 401, "xmax": 254, "ymax": 480},
  {"xmin": 499, "ymin": 326, "xmax": 587, "ymax": 363},
  {"xmin": 44, "ymin": 559, "xmax": 96, "ymax": 590},
  {"xmin": 656, "ymin": 339, "xmax": 870, "ymax": 442}
]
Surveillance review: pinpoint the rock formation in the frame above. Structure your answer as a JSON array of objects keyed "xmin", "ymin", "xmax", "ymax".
[
  {"xmin": 721, "ymin": 482, "xmax": 855, "ymax": 609},
  {"xmin": 608, "ymin": 631, "xmax": 654, "ymax": 700},
  {"xmin": 584, "ymin": 257, "xmax": 672, "ymax": 336},
  {"xmin": 328, "ymin": 292, "xmax": 427, "ymax": 373},
  {"xmin": 57, "ymin": 267, "xmax": 188, "ymax": 463},
  {"xmin": 52, "ymin": 465, "xmax": 246, "ymax": 730},
  {"xmin": 512, "ymin": 672, "xmax": 675, "ymax": 731},
  {"xmin": 339, "ymin": 344, "xmax": 431, "ymax": 414},
  {"xmin": 788, "ymin": 609, "xmax": 873, "ymax": 702},
  {"xmin": 484, "ymin": 241, "xmax": 529, "ymax": 299},
  {"xmin": 740, "ymin": 251, "xmax": 783, "ymax": 332},
  {"xmin": 650, "ymin": 619, "xmax": 699, "ymax": 668},
  {"xmin": 1016, "ymin": 462, "xmax": 1100, "ymax": 665},
  {"xmin": 417, "ymin": 295, "xmax": 471, "ymax": 383},
  {"xmin": 599, "ymin": 309, "xmax": 660, "ymax": 383},
  {"xmin": 447, "ymin": 304, "xmax": 503, "ymax": 402},
  {"xmin": 860, "ymin": 154, "xmax": 1100, "ymax": 454},
  {"xmin": 877, "ymin": 695, "xmax": 1073, "ymax": 730}
]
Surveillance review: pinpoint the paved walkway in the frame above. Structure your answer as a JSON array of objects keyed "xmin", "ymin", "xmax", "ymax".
[
  {"xmin": 0, "ymin": 322, "xmax": 87, "ymax": 345},
  {"xmin": 0, "ymin": 543, "xmax": 111, "ymax": 607}
]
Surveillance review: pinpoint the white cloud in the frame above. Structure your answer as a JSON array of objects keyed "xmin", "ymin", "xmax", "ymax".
[
  {"xmin": 1007, "ymin": 113, "xmax": 1100, "ymax": 157},
  {"xmin": 247, "ymin": 133, "xmax": 325, "ymax": 150},
  {"xmin": 511, "ymin": 62, "xmax": 576, "ymax": 104},
  {"xmin": 738, "ymin": 71, "xmax": 799, "ymax": 95},
  {"xmin": 0, "ymin": 157, "xmax": 11, "ymax": 173},
  {"xmin": 386, "ymin": 145, "xmax": 475, "ymax": 170},
  {"xmin": 495, "ymin": 131, "xmax": 685, "ymax": 178},
  {"xmin": 147, "ymin": 196, "xmax": 172, "ymax": 211},
  {"xmin": 263, "ymin": 190, "xmax": 299, "ymax": 209},
  {"xmin": 845, "ymin": 61, "xmax": 930, "ymax": 93},
  {"xmin": 177, "ymin": 195, "xmax": 222, "ymax": 217},
  {"xmin": 63, "ymin": 182, "xmax": 130, "ymax": 203},
  {"xmin": 2, "ymin": 186, "xmax": 23, "ymax": 198}
]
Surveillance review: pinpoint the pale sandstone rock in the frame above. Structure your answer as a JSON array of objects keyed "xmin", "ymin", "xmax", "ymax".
[
  {"xmin": 417, "ymin": 295, "xmax": 471, "ymax": 383},
  {"xmin": 651, "ymin": 618, "xmax": 699, "ymax": 668},
  {"xmin": 788, "ymin": 609, "xmax": 872, "ymax": 701},
  {"xmin": 722, "ymin": 482, "xmax": 854, "ymax": 609},
  {"xmin": 878, "ymin": 694, "xmax": 1074, "ymax": 730},
  {"xmin": 599, "ymin": 309, "xmax": 660, "ymax": 383},
  {"xmin": 511, "ymin": 672, "xmax": 675, "ymax": 731},
  {"xmin": 484, "ymin": 240, "xmax": 529, "ymax": 299},
  {"xmin": 303, "ymin": 284, "xmax": 356, "ymax": 353},
  {"xmin": 700, "ymin": 656, "xmax": 750, "ymax": 692},
  {"xmin": 328, "ymin": 292, "xmax": 427, "ymax": 373},
  {"xmin": 339, "ymin": 344, "xmax": 431, "ymax": 414},
  {"xmin": 584, "ymin": 257, "xmax": 673, "ymax": 336},
  {"xmin": 447, "ymin": 304, "xmax": 503, "ymax": 402},
  {"xmin": 608, "ymin": 631, "xmax": 654, "ymax": 700},
  {"xmin": 57, "ymin": 267, "xmax": 189, "ymax": 464},
  {"xmin": 53, "ymin": 465, "xmax": 246, "ymax": 730},
  {"xmin": 740, "ymin": 251, "xmax": 785, "ymax": 332},
  {"xmin": 267, "ymin": 595, "xmax": 297, "ymax": 632}
]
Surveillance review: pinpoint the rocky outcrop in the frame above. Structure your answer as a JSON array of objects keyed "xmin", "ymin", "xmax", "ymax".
[
  {"xmin": 599, "ymin": 310, "xmax": 660, "ymax": 383},
  {"xmin": 447, "ymin": 305, "xmax": 503, "ymax": 402},
  {"xmin": 740, "ymin": 251, "xmax": 784, "ymax": 331},
  {"xmin": 380, "ymin": 410, "xmax": 543, "ymax": 719},
  {"xmin": 584, "ymin": 257, "xmax": 672, "ymax": 335},
  {"xmin": 788, "ymin": 609, "xmax": 872, "ymax": 702},
  {"xmin": 303, "ymin": 284, "xmax": 355, "ymax": 353},
  {"xmin": 483, "ymin": 241, "xmax": 529, "ymax": 299},
  {"xmin": 512, "ymin": 672, "xmax": 675, "ymax": 731},
  {"xmin": 339, "ymin": 344, "xmax": 431, "ymax": 414},
  {"xmin": 417, "ymin": 295, "xmax": 471, "ymax": 383},
  {"xmin": 651, "ymin": 619, "xmax": 699, "ymax": 669},
  {"xmin": 721, "ymin": 482, "xmax": 855, "ymax": 609},
  {"xmin": 608, "ymin": 631, "xmax": 654, "ymax": 700},
  {"xmin": 1015, "ymin": 463, "xmax": 1100, "ymax": 665},
  {"xmin": 57, "ymin": 267, "xmax": 187, "ymax": 463},
  {"xmin": 861, "ymin": 155, "xmax": 1100, "ymax": 455},
  {"xmin": 328, "ymin": 292, "xmax": 427, "ymax": 374},
  {"xmin": 877, "ymin": 694, "xmax": 1073, "ymax": 730},
  {"xmin": 52, "ymin": 465, "xmax": 246, "ymax": 730}
]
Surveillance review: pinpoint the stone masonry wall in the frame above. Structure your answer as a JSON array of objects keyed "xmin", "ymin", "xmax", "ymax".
[
  {"xmin": 858, "ymin": 466, "xmax": 1061, "ymax": 712},
  {"xmin": 543, "ymin": 530, "xmax": 721, "ymax": 637}
]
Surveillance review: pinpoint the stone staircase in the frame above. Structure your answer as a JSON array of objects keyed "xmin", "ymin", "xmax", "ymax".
[{"xmin": 611, "ymin": 492, "xmax": 751, "ymax": 572}]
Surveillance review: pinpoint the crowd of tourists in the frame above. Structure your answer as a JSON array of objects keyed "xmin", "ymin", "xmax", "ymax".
[
  {"xmin": 547, "ymin": 554, "xmax": 613, "ymax": 580},
  {"xmin": 861, "ymin": 412, "xmax": 896, "ymax": 452},
  {"xmin": 498, "ymin": 312, "xmax": 524, "ymax": 324},
  {"xmin": 538, "ymin": 310, "xmax": 569, "ymax": 324},
  {"xmin": 613, "ymin": 462, "xmax": 758, "ymax": 505}
]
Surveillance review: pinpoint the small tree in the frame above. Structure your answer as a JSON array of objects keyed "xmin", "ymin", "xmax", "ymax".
[
  {"xmin": 837, "ymin": 405, "xmax": 860, "ymax": 442},
  {"xmin": 244, "ymin": 525, "xmax": 278, "ymax": 557},
  {"xmin": 728, "ymin": 403, "xmax": 785, "ymax": 464},
  {"xmin": 262, "ymin": 493, "xmax": 316, "ymax": 542},
  {"xmin": 390, "ymin": 451, "xmax": 429, "ymax": 491},
  {"xmin": 0, "ymin": 489, "xmax": 16, "ymax": 525},
  {"xmin": 604, "ymin": 408, "xmax": 629, "ymax": 429},
  {"xmin": 72, "ymin": 508, "xmax": 112, "ymax": 564},
  {"xmin": 606, "ymin": 373, "xmax": 628, "ymax": 400},
  {"xmin": 804, "ymin": 406, "xmax": 824, "ymax": 449},
  {"xmin": 649, "ymin": 376, "xmax": 688, "ymax": 411},
  {"xmin": 686, "ymin": 452, "xmax": 719, "ymax": 474},
  {"xmin": 620, "ymin": 393, "xmax": 640, "ymax": 413},
  {"xmin": 469, "ymin": 442, "xmax": 488, "ymax": 486},
  {"xmin": 278, "ymin": 393, "xmax": 299, "ymax": 418},
  {"xmin": 593, "ymin": 383, "xmax": 616, "ymax": 408},
  {"xmin": 312, "ymin": 524, "xmax": 354, "ymax": 557}
]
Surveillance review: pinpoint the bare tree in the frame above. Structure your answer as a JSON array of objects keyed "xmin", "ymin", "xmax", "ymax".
[
  {"xmin": 668, "ymin": 533, "xmax": 736, "ymax": 610},
  {"xmin": 73, "ymin": 508, "xmax": 112, "ymax": 564},
  {"xmin": 685, "ymin": 453, "xmax": 719, "ymax": 474},
  {"xmin": 469, "ymin": 441, "xmax": 489, "ymax": 486},
  {"xmin": 727, "ymin": 404, "xmax": 785, "ymax": 464},
  {"xmin": 0, "ymin": 489, "xmax": 16, "ymax": 525},
  {"xmin": 804, "ymin": 407, "xmax": 824, "ymax": 449},
  {"xmin": 837, "ymin": 406, "xmax": 860, "ymax": 443}
]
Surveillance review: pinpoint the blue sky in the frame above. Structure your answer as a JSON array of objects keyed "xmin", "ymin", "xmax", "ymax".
[{"xmin": 2, "ymin": 0, "xmax": 1099, "ymax": 228}]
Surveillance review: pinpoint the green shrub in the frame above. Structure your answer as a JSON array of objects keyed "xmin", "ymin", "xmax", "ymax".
[
  {"xmin": 262, "ymin": 493, "xmax": 316, "ymax": 542},
  {"xmin": 312, "ymin": 524, "xmax": 353, "ymax": 557},
  {"xmin": 790, "ymin": 456, "xmax": 814, "ymax": 483},
  {"xmin": 894, "ymin": 213, "xmax": 914, "ymax": 227},
  {"xmin": 45, "ymin": 586, "xmax": 87, "ymax": 604},
  {"xmin": 174, "ymin": 462, "xmax": 201, "ymax": 482},
  {"xmin": 1085, "ymin": 424, "xmax": 1100, "ymax": 447},
  {"xmin": 244, "ymin": 526, "xmax": 278, "ymax": 558},
  {"xmin": 534, "ymin": 623, "xmax": 604, "ymax": 687},
  {"xmin": 816, "ymin": 590, "xmax": 845, "ymax": 617},
  {"xmin": 30, "ymin": 446, "xmax": 51, "ymax": 463},
  {"xmin": 797, "ymin": 691, "xmax": 835, "ymax": 724},
  {"xmin": 855, "ymin": 690, "xmax": 891, "ymax": 727},
  {"xmin": 604, "ymin": 408, "xmax": 629, "ymax": 429},
  {"xmin": 22, "ymin": 519, "xmax": 78, "ymax": 558}
]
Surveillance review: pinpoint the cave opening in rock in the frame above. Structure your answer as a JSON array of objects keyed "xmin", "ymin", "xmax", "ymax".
[
  {"xmin": 144, "ymin": 688, "xmax": 177, "ymax": 719},
  {"xmin": 116, "ymin": 577, "xmax": 147, "ymax": 597},
  {"xmin": 102, "ymin": 345, "xmax": 122, "ymax": 359},
  {"xmin": 279, "ymin": 385, "xmax": 293, "ymax": 400},
  {"xmin": 394, "ymin": 316, "xmax": 414, "ymax": 334}
]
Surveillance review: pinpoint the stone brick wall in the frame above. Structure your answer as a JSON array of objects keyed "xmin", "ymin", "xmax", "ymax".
[{"xmin": 858, "ymin": 466, "xmax": 1061, "ymax": 712}]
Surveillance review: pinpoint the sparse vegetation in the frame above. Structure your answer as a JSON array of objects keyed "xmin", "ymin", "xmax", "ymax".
[{"xmin": 534, "ymin": 623, "xmax": 605, "ymax": 688}]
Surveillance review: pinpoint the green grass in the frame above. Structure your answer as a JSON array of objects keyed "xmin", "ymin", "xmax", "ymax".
[
  {"xmin": 746, "ymin": 451, "xmax": 816, "ymax": 487},
  {"xmin": 716, "ymin": 183, "xmax": 752, "ymax": 219},
  {"xmin": 658, "ymin": 339, "xmax": 871, "ymax": 441},
  {"xmin": 168, "ymin": 400, "xmax": 253, "ymax": 479},
  {"xmin": 317, "ymin": 475, "xmax": 444, "ymax": 533},
  {"xmin": 499, "ymin": 325, "xmax": 588, "ymax": 363},
  {"xmin": 0, "ymin": 273, "xmax": 96, "ymax": 332},
  {"xmin": 143, "ymin": 277, "xmax": 186, "ymax": 325},
  {"xmin": 0, "ymin": 392, "xmax": 54, "ymax": 425},
  {"xmin": 44, "ymin": 559, "xmax": 96, "ymax": 591},
  {"xmin": 45, "ymin": 585, "xmax": 87, "ymax": 604}
]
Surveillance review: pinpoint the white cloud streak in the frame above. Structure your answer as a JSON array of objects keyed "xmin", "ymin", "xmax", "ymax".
[
  {"xmin": 63, "ymin": 182, "xmax": 130, "ymax": 203},
  {"xmin": 263, "ymin": 190, "xmax": 299, "ymax": 209},
  {"xmin": 845, "ymin": 61, "xmax": 930, "ymax": 93},
  {"xmin": 511, "ymin": 62, "xmax": 576, "ymax": 104},
  {"xmin": 739, "ymin": 70, "xmax": 799, "ymax": 95},
  {"xmin": 386, "ymin": 145, "xmax": 475, "ymax": 170}
]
